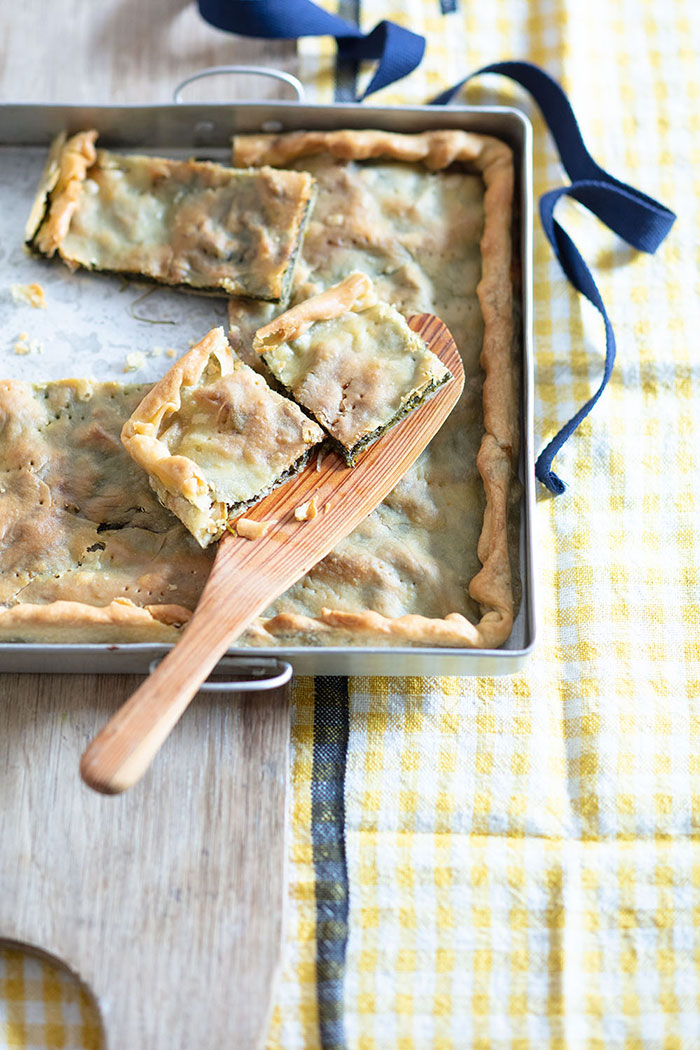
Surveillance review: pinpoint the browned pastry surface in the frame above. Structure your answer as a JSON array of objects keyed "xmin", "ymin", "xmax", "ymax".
[
  {"xmin": 253, "ymin": 272, "xmax": 451, "ymax": 465},
  {"xmin": 121, "ymin": 328, "xmax": 324, "ymax": 547},
  {"xmin": 2, "ymin": 128, "xmax": 519, "ymax": 650},
  {"xmin": 26, "ymin": 130, "xmax": 316, "ymax": 302},
  {"xmin": 227, "ymin": 128, "xmax": 520, "ymax": 649},
  {"xmin": 0, "ymin": 378, "xmax": 214, "ymax": 642}
]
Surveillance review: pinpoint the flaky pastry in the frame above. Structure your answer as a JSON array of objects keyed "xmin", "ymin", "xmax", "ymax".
[
  {"xmin": 26, "ymin": 130, "xmax": 316, "ymax": 302},
  {"xmin": 228, "ymin": 128, "xmax": 520, "ymax": 649},
  {"xmin": 253, "ymin": 273, "xmax": 451, "ymax": 465},
  {"xmin": 121, "ymin": 328, "xmax": 324, "ymax": 546}
]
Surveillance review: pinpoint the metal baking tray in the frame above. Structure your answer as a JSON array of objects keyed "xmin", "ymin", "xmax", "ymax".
[{"xmin": 0, "ymin": 84, "xmax": 535, "ymax": 678}]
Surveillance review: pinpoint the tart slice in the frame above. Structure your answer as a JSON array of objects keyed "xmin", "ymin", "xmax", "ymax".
[
  {"xmin": 121, "ymin": 328, "xmax": 325, "ymax": 547},
  {"xmin": 25, "ymin": 130, "xmax": 316, "ymax": 303},
  {"xmin": 252, "ymin": 272, "xmax": 452, "ymax": 465}
]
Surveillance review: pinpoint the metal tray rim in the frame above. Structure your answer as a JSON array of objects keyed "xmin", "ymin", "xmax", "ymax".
[{"xmin": 0, "ymin": 99, "xmax": 536, "ymax": 676}]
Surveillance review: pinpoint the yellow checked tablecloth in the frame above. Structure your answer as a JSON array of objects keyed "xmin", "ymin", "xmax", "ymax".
[{"xmin": 2, "ymin": 1, "xmax": 700, "ymax": 1048}]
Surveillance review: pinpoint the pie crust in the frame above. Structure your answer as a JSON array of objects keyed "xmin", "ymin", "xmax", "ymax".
[
  {"xmin": 228, "ymin": 128, "xmax": 520, "ymax": 649},
  {"xmin": 0, "ymin": 377, "xmax": 214, "ymax": 643},
  {"xmin": 2, "ymin": 127, "xmax": 519, "ymax": 651},
  {"xmin": 121, "ymin": 328, "xmax": 324, "ymax": 547},
  {"xmin": 253, "ymin": 272, "xmax": 451, "ymax": 465},
  {"xmin": 25, "ymin": 130, "xmax": 316, "ymax": 302}
]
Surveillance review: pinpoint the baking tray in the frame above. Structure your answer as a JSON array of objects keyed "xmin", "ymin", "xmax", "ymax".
[{"xmin": 0, "ymin": 92, "xmax": 535, "ymax": 678}]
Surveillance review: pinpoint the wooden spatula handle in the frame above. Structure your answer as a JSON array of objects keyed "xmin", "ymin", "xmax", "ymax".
[
  {"xmin": 80, "ymin": 585, "xmax": 260, "ymax": 794},
  {"xmin": 81, "ymin": 314, "xmax": 464, "ymax": 795}
]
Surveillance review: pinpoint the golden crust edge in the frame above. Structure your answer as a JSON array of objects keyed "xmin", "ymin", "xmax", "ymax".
[
  {"xmin": 0, "ymin": 599, "xmax": 191, "ymax": 644},
  {"xmin": 231, "ymin": 128, "xmax": 519, "ymax": 651},
  {"xmin": 232, "ymin": 127, "xmax": 507, "ymax": 172},
  {"xmin": 253, "ymin": 271, "xmax": 377, "ymax": 350},
  {"xmin": 120, "ymin": 327, "xmax": 234, "ymax": 511},
  {"xmin": 27, "ymin": 129, "xmax": 98, "ymax": 257}
]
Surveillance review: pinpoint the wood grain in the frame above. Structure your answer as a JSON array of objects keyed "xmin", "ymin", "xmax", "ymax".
[
  {"xmin": 0, "ymin": 0, "xmax": 299, "ymax": 105},
  {"xmin": 80, "ymin": 315, "xmax": 464, "ymax": 796},
  {"xmin": 0, "ymin": 671, "xmax": 290, "ymax": 1049}
]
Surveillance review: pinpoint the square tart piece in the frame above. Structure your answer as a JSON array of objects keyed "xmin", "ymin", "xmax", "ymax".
[
  {"xmin": 252, "ymin": 272, "xmax": 452, "ymax": 466},
  {"xmin": 25, "ymin": 130, "xmax": 316, "ymax": 302},
  {"xmin": 121, "ymin": 327, "xmax": 325, "ymax": 547}
]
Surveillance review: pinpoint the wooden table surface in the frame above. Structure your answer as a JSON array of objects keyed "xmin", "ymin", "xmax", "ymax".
[
  {"xmin": 0, "ymin": 0, "xmax": 297, "ymax": 104},
  {"xmin": 0, "ymin": 1, "xmax": 296, "ymax": 727}
]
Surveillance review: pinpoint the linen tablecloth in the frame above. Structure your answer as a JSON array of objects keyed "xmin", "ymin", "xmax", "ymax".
[{"xmin": 2, "ymin": 0, "xmax": 699, "ymax": 1047}]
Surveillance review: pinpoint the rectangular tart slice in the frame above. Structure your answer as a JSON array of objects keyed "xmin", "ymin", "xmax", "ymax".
[
  {"xmin": 252, "ymin": 272, "xmax": 452, "ymax": 465},
  {"xmin": 121, "ymin": 327, "xmax": 325, "ymax": 547},
  {"xmin": 25, "ymin": 130, "xmax": 316, "ymax": 302}
]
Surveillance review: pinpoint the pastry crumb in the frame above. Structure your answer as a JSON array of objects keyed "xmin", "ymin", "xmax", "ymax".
[
  {"xmin": 124, "ymin": 351, "xmax": 147, "ymax": 372},
  {"xmin": 235, "ymin": 517, "xmax": 276, "ymax": 540},
  {"xmin": 11, "ymin": 282, "xmax": 46, "ymax": 309},
  {"xmin": 150, "ymin": 346, "xmax": 163, "ymax": 358},
  {"xmin": 294, "ymin": 498, "xmax": 318, "ymax": 522},
  {"xmin": 166, "ymin": 348, "xmax": 177, "ymax": 358},
  {"xmin": 167, "ymin": 584, "xmax": 178, "ymax": 591},
  {"xmin": 324, "ymin": 501, "xmax": 332, "ymax": 514},
  {"xmin": 13, "ymin": 333, "xmax": 43, "ymax": 356}
]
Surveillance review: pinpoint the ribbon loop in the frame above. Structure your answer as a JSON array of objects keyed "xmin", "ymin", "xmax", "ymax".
[
  {"xmin": 193, "ymin": 4, "xmax": 677, "ymax": 495},
  {"xmin": 432, "ymin": 60, "xmax": 676, "ymax": 492},
  {"xmin": 197, "ymin": 0, "xmax": 424, "ymax": 99},
  {"xmin": 337, "ymin": 20, "xmax": 425, "ymax": 98}
]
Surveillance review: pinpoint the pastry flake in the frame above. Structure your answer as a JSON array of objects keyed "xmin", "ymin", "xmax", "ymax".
[
  {"xmin": 253, "ymin": 272, "xmax": 451, "ymax": 465},
  {"xmin": 26, "ymin": 130, "xmax": 316, "ymax": 303},
  {"xmin": 10, "ymin": 282, "xmax": 46, "ymax": 308},
  {"xmin": 235, "ymin": 517, "xmax": 276, "ymax": 541},
  {"xmin": 121, "ymin": 327, "xmax": 325, "ymax": 547}
]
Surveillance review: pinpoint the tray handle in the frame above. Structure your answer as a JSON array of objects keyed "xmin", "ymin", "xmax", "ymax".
[
  {"xmin": 148, "ymin": 656, "xmax": 292, "ymax": 693},
  {"xmin": 173, "ymin": 66, "xmax": 305, "ymax": 104}
]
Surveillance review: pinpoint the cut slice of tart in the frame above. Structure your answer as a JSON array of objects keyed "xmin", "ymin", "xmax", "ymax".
[
  {"xmin": 25, "ymin": 130, "xmax": 316, "ymax": 302},
  {"xmin": 252, "ymin": 272, "xmax": 452, "ymax": 465},
  {"xmin": 121, "ymin": 328, "xmax": 325, "ymax": 547}
]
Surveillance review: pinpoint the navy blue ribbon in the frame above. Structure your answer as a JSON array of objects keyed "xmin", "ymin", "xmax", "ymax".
[
  {"xmin": 432, "ymin": 62, "xmax": 676, "ymax": 492},
  {"xmin": 197, "ymin": 0, "xmax": 425, "ymax": 98},
  {"xmin": 196, "ymin": 2, "xmax": 677, "ymax": 494}
]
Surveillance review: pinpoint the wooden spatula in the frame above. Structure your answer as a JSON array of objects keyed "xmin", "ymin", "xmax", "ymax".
[{"xmin": 80, "ymin": 314, "xmax": 463, "ymax": 795}]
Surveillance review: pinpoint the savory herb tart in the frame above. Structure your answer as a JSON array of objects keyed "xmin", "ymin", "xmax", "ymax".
[
  {"xmin": 253, "ymin": 272, "xmax": 451, "ymax": 465},
  {"xmin": 25, "ymin": 130, "xmax": 316, "ymax": 302},
  {"xmin": 228, "ymin": 129, "xmax": 520, "ymax": 650},
  {"xmin": 2, "ymin": 127, "xmax": 520, "ymax": 651},
  {"xmin": 0, "ymin": 377, "xmax": 214, "ymax": 643},
  {"xmin": 121, "ymin": 328, "xmax": 325, "ymax": 547}
]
